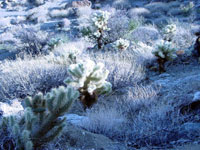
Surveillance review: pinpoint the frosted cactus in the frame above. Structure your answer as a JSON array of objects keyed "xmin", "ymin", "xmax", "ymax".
[
  {"xmin": 181, "ymin": 2, "xmax": 194, "ymax": 16},
  {"xmin": 82, "ymin": 10, "xmax": 110, "ymax": 49},
  {"xmin": 92, "ymin": 10, "xmax": 110, "ymax": 32},
  {"xmin": 152, "ymin": 40, "xmax": 177, "ymax": 73},
  {"xmin": 163, "ymin": 24, "xmax": 176, "ymax": 35},
  {"xmin": 65, "ymin": 60, "xmax": 112, "ymax": 109},
  {"xmin": 163, "ymin": 24, "xmax": 176, "ymax": 41},
  {"xmin": 0, "ymin": 86, "xmax": 79, "ymax": 150},
  {"xmin": 113, "ymin": 38, "xmax": 130, "ymax": 51}
]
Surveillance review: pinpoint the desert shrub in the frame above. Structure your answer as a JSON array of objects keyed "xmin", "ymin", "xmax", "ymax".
[
  {"xmin": 106, "ymin": 11, "xmax": 140, "ymax": 43},
  {"xmin": 131, "ymin": 41, "xmax": 155, "ymax": 64},
  {"xmin": 128, "ymin": 103, "xmax": 182, "ymax": 148},
  {"xmin": 152, "ymin": 40, "xmax": 177, "ymax": 73},
  {"xmin": 27, "ymin": 5, "xmax": 49, "ymax": 23},
  {"xmin": 49, "ymin": 9, "xmax": 71, "ymax": 18},
  {"xmin": 46, "ymin": 39, "xmax": 89, "ymax": 65},
  {"xmin": 169, "ymin": 21, "xmax": 195, "ymax": 52},
  {"xmin": 131, "ymin": 25, "xmax": 161, "ymax": 44},
  {"xmin": 86, "ymin": 49, "xmax": 145, "ymax": 89},
  {"xmin": 111, "ymin": 0, "xmax": 131, "ymax": 10},
  {"xmin": 16, "ymin": 28, "xmax": 49, "ymax": 56},
  {"xmin": 83, "ymin": 105, "xmax": 127, "ymax": 139},
  {"xmin": 0, "ymin": 86, "xmax": 79, "ymax": 150},
  {"xmin": 65, "ymin": 59, "xmax": 112, "ymax": 109},
  {"xmin": 0, "ymin": 56, "xmax": 68, "ymax": 102},
  {"xmin": 82, "ymin": 84, "xmax": 158, "ymax": 142}
]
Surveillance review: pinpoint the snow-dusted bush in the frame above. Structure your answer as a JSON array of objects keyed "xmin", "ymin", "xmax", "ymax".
[
  {"xmin": 131, "ymin": 41, "xmax": 155, "ymax": 64},
  {"xmin": 46, "ymin": 39, "xmax": 88, "ymax": 65},
  {"xmin": 112, "ymin": 0, "xmax": 131, "ymax": 10},
  {"xmin": 131, "ymin": 25, "xmax": 161, "ymax": 44},
  {"xmin": 170, "ymin": 22, "xmax": 195, "ymax": 52},
  {"xmin": 87, "ymin": 50, "xmax": 145, "ymax": 89},
  {"xmin": 49, "ymin": 9, "xmax": 71, "ymax": 18},
  {"xmin": 83, "ymin": 106, "xmax": 126, "ymax": 138},
  {"xmin": 113, "ymin": 38, "xmax": 130, "ymax": 51},
  {"xmin": 27, "ymin": 5, "xmax": 49, "ymax": 23},
  {"xmin": 82, "ymin": 84, "xmax": 158, "ymax": 142},
  {"xmin": 65, "ymin": 59, "xmax": 112, "ymax": 109},
  {"xmin": 81, "ymin": 10, "xmax": 110, "ymax": 49},
  {"xmin": 0, "ymin": 56, "xmax": 68, "ymax": 101},
  {"xmin": 16, "ymin": 28, "xmax": 49, "ymax": 55},
  {"xmin": 105, "ymin": 10, "xmax": 139, "ymax": 43},
  {"xmin": 152, "ymin": 40, "xmax": 177, "ymax": 73}
]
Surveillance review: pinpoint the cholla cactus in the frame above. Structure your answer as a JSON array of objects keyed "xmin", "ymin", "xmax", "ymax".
[
  {"xmin": 181, "ymin": 2, "xmax": 194, "ymax": 16},
  {"xmin": 82, "ymin": 10, "xmax": 110, "ymax": 49},
  {"xmin": 64, "ymin": 60, "xmax": 112, "ymax": 109},
  {"xmin": 163, "ymin": 24, "xmax": 176, "ymax": 35},
  {"xmin": 163, "ymin": 24, "xmax": 176, "ymax": 41},
  {"xmin": 0, "ymin": 86, "xmax": 79, "ymax": 150},
  {"xmin": 113, "ymin": 38, "xmax": 130, "ymax": 51},
  {"xmin": 152, "ymin": 40, "xmax": 177, "ymax": 73}
]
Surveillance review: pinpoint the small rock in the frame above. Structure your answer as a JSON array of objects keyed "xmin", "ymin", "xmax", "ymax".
[
  {"xmin": 180, "ymin": 91, "xmax": 200, "ymax": 114},
  {"xmin": 158, "ymin": 73, "xmax": 170, "ymax": 78},
  {"xmin": 180, "ymin": 122, "xmax": 200, "ymax": 135},
  {"xmin": 63, "ymin": 123, "xmax": 126, "ymax": 150},
  {"xmin": 193, "ymin": 91, "xmax": 200, "ymax": 101},
  {"xmin": 66, "ymin": 114, "xmax": 89, "ymax": 127}
]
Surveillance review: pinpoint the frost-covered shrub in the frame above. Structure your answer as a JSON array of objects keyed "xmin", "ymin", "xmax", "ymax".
[
  {"xmin": 82, "ymin": 84, "xmax": 158, "ymax": 142},
  {"xmin": 16, "ymin": 28, "xmax": 49, "ymax": 55},
  {"xmin": 152, "ymin": 40, "xmax": 177, "ymax": 73},
  {"xmin": 65, "ymin": 59, "xmax": 112, "ymax": 109},
  {"xmin": 87, "ymin": 50, "xmax": 145, "ymax": 89},
  {"xmin": 113, "ymin": 38, "xmax": 130, "ymax": 51},
  {"xmin": 81, "ymin": 10, "xmax": 110, "ymax": 49},
  {"xmin": 170, "ymin": 22, "xmax": 195, "ymax": 52},
  {"xmin": 83, "ymin": 105, "xmax": 126, "ymax": 138},
  {"xmin": 131, "ymin": 26, "xmax": 161, "ymax": 44},
  {"xmin": 131, "ymin": 41, "xmax": 155, "ymax": 64},
  {"xmin": 49, "ymin": 9, "xmax": 71, "ymax": 18},
  {"xmin": 27, "ymin": 6, "xmax": 49, "ymax": 23},
  {"xmin": 105, "ymin": 10, "xmax": 139, "ymax": 43},
  {"xmin": 0, "ymin": 86, "xmax": 79, "ymax": 149},
  {"xmin": 112, "ymin": 0, "xmax": 131, "ymax": 10},
  {"xmin": 0, "ymin": 57, "xmax": 68, "ymax": 101},
  {"xmin": 46, "ymin": 40, "xmax": 88, "ymax": 65}
]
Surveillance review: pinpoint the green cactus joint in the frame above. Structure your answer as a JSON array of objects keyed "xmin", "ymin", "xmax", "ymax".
[
  {"xmin": 0, "ymin": 86, "xmax": 79, "ymax": 150},
  {"xmin": 64, "ymin": 60, "xmax": 112, "ymax": 109}
]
